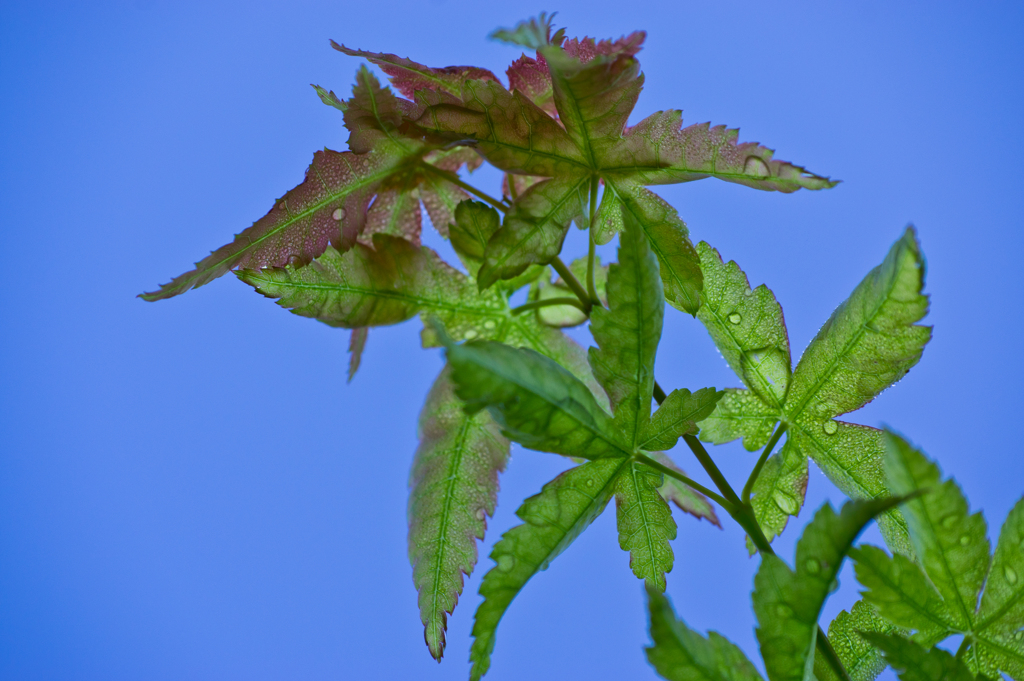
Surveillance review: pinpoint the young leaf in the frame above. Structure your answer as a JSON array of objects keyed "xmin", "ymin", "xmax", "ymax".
[
  {"xmin": 873, "ymin": 431, "xmax": 1024, "ymax": 678},
  {"xmin": 861, "ymin": 633, "xmax": 985, "ymax": 681},
  {"xmin": 440, "ymin": 336, "xmax": 629, "ymax": 459},
  {"xmin": 532, "ymin": 256, "xmax": 608, "ymax": 328},
  {"xmin": 696, "ymin": 230, "xmax": 929, "ymax": 554},
  {"xmin": 818, "ymin": 600, "xmax": 897, "ymax": 681},
  {"xmin": 615, "ymin": 461, "xmax": 677, "ymax": 590},
  {"xmin": 753, "ymin": 497, "xmax": 903, "ymax": 681},
  {"xmin": 415, "ymin": 33, "xmax": 831, "ymax": 300},
  {"xmin": 695, "ymin": 241, "xmax": 790, "ymax": 409},
  {"xmin": 646, "ymin": 586, "xmax": 763, "ymax": 681},
  {"xmin": 748, "ymin": 439, "xmax": 808, "ymax": 546},
  {"xmin": 490, "ymin": 12, "xmax": 565, "ymax": 50},
  {"xmin": 408, "ymin": 366, "xmax": 510, "ymax": 660},
  {"xmin": 469, "ymin": 457, "xmax": 628, "ymax": 681},
  {"xmin": 331, "ymin": 40, "xmax": 499, "ymax": 99},
  {"xmin": 312, "ymin": 84, "xmax": 346, "ymax": 111},
  {"xmin": 884, "ymin": 432, "xmax": 990, "ymax": 632},
  {"xmin": 143, "ymin": 72, "xmax": 475, "ymax": 301},
  {"xmin": 451, "ymin": 200, "xmax": 501, "ymax": 276},
  {"xmin": 786, "ymin": 227, "xmax": 930, "ymax": 423},
  {"xmin": 588, "ymin": 208, "xmax": 664, "ymax": 444},
  {"xmin": 647, "ymin": 452, "xmax": 721, "ymax": 528},
  {"xmin": 698, "ymin": 389, "xmax": 779, "ymax": 452},
  {"xmin": 639, "ymin": 388, "xmax": 722, "ymax": 453},
  {"xmin": 347, "ymin": 327, "xmax": 368, "ymax": 382},
  {"xmin": 851, "ymin": 543, "xmax": 956, "ymax": 639}
]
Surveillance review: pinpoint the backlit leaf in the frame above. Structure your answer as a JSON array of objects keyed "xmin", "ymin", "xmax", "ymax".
[
  {"xmin": 408, "ymin": 366, "xmax": 509, "ymax": 660},
  {"xmin": 588, "ymin": 209, "xmax": 664, "ymax": 443},
  {"xmin": 640, "ymin": 388, "xmax": 722, "ymax": 453},
  {"xmin": 490, "ymin": 12, "xmax": 565, "ymax": 50},
  {"xmin": 748, "ymin": 438, "xmax": 808, "ymax": 546},
  {"xmin": 646, "ymin": 587, "xmax": 763, "ymax": 681},
  {"xmin": 614, "ymin": 461, "xmax": 677, "ymax": 590},
  {"xmin": 819, "ymin": 600, "xmax": 897, "ymax": 681},
  {"xmin": 862, "ymin": 633, "xmax": 983, "ymax": 681},
  {"xmin": 469, "ymin": 457, "xmax": 627, "ymax": 681},
  {"xmin": 698, "ymin": 389, "xmax": 778, "ymax": 452},
  {"xmin": 647, "ymin": 452, "xmax": 720, "ymax": 528},
  {"xmin": 533, "ymin": 255, "xmax": 608, "ymax": 328},
  {"xmin": 347, "ymin": 327, "xmax": 368, "ymax": 382},
  {"xmin": 753, "ymin": 497, "xmax": 903, "ymax": 681}
]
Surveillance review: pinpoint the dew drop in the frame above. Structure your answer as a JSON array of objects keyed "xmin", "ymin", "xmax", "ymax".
[
  {"xmin": 728, "ymin": 313, "xmax": 742, "ymax": 324},
  {"xmin": 744, "ymin": 156, "xmax": 771, "ymax": 178},
  {"xmin": 776, "ymin": 604, "xmax": 793, "ymax": 618},
  {"xmin": 332, "ymin": 207, "xmax": 346, "ymax": 221},
  {"xmin": 475, "ymin": 508, "xmax": 487, "ymax": 521},
  {"xmin": 584, "ymin": 479, "xmax": 595, "ymax": 488},
  {"xmin": 960, "ymin": 535, "xmax": 971, "ymax": 546},
  {"xmin": 1005, "ymin": 566, "xmax": 1018, "ymax": 585},
  {"xmin": 941, "ymin": 515, "xmax": 958, "ymax": 529},
  {"xmin": 822, "ymin": 420, "xmax": 838, "ymax": 436},
  {"xmin": 1016, "ymin": 631, "xmax": 1024, "ymax": 641},
  {"xmin": 805, "ymin": 559, "xmax": 821, "ymax": 575},
  {"xmin": 463, "ymin": 329, "xmax": 478, "ymax": 340},
  {"xmin": 773, "ymin": 490, "xmax": 799, "ymax": 516},
  {"xmin": 496, "ymin": 555, "xmax": 515, "ymax": 572},
  {"xmin": 286, "ymin": 255, "xmax": 303, "ymax": 267},
  {"xmin": 483, "ymin": 320, "xmax": 496, "ymax": 330}
]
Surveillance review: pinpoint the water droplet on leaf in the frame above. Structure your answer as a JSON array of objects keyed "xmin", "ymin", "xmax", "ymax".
[
  {"xmin": 822, "ymin": 420, "xmax": 838, "ymax": 435},
  {"xmin": 941, "ymin": 515, "xmax": 958, "ymax": 529},
  {"xmin": 728, "ymin": 313, "xmax": 742, "ymax": 324},
  {"xmin": 776, "ymin": 604, "xmax": 793, "ymax": 618},
  {"xmin": 1005, "ymin": 566, "xmax": 1018, "ymax": 585},
  {"xmin": 496, "ymin": 555, "xmax": 515, "ymax": 572},
  {"xmin": 483, "ymin": 320, "xmax": 496, "ymax": 330},
  {"xmin": 332, "ymin": 208, "xmax": 346, "ymax": 221},
  {"xmin": 286, "ymin": 255, "xmax": 302, "ymax": 267},
  {"xmin": 960, "ymin": 535, "xmax": 971, "ymax": 546},
  {"xmin": 805, "ymin": 559, "xmax": 821, "ymax": 575},
  {"xmin": 463, "ymin": 329, "xmax": 478, "ymax": 340},
  {"xmin": 744, "ymin": 156, "xmax": 771, "ymax": 178},
  {"xmin": 475, "ymin": 508, "xmax": 487, "ymax": 521},
  {"xmin": 772, "ymin": 490, "xmax": 799, "ymax": 516}
]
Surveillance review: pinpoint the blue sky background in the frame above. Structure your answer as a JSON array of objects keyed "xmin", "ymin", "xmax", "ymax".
[{"xmin": 1, "ymin": 1, "xmax": 1022, "ymax": 679}]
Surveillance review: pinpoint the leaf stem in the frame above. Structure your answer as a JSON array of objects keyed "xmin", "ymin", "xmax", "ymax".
[
  {"xmin": 635, "ymin": 453, "xmax": 733, "ymax": 511},
  {"xmin": 654, "ymin": 379, "xmax": 851, "ymax": 681},
  {"xmin": 551, "ymin": 257, "xmax": 592, "ymax": 313},
  {"xmin": 587, "ymin": 176, "xmax": 600, "ymax": 305},
  {"xmin": 955, "ymin": 636, "xmax": 971, "ymax": 658},
  {"xmin": 741, "ymin": 423, "xmax": 788, "ymax": 505},
  {"xmin": 506, "ymin": 173, "xmax": 518, "ymax": 202},
  {"xmin": 421, "ymin": 163, "xmax": 507, "ymax": 213},
  {"xmin": 509, "ymin": 297, "xmax": 586, "ymax": 316}
]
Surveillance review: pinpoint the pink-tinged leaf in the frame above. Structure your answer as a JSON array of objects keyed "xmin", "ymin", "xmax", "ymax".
[
  {"xmin": 409, "ymin": 365, "xmax": 510, "ymax": 660},
  {"xmin": 343, "ymin": 66, "xmax": 423, "ymax": 154},
  {"xmin": 332, "ymin": 41, "xmax": 499, "ymax": 99},
  {"xmin": 505, "ymin": 53, "xmax": 556, "ymax": 115},
  {"xmin": 142, "ymin": 148, "xmax": 405, "ymax": 301},
  {"xmin": 562, "ymin": 31, "xmax": 646, "ymax": 62},
  {"xmin": 420, "ymin": 147, "xmax": 483, "ymax": 237},
  {"xmin": 347, "ymin": 327, "xmax": 368, "ymax": 383},
  {"xmin": 647, "ymin": 452, "xmax": 721, "ymax": 528},
  {"xmin": 539, "ymin": 45, "xmax": 644, "ymax": 164},
  {"xmin": 415, "ymin": 80, "xmax": 585, "ymax": 177},
  {"xmin": 361, "ymin": 186, "xmax": 422, "ymax": 245},
  {"xmin": 501, "ymin": 173, "xmax": 546, "ymax": 201},
  {"xmin": 614, "ymin": 461, "xmax": 677, "ymax": 590}
]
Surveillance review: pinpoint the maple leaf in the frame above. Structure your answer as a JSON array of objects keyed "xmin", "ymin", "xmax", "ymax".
[
  {"xmin": 851, "ymin": 432, "xmax": 1024, "ymax": 680},
  {"xmin": 696, "ymin": 228, "xmax": 930, "ymax": 554},
  {"xmin": 405, "ymin": 28, "xmax": 834, "ymax": 312},
  {"xmin": 141, "ymin": 67, "xmax": 478, "ymax": 300}
]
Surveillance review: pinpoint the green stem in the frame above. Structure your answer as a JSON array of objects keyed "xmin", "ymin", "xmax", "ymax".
[
  {"xmin": 654, "ymin": 379, "xmax": 851, "ymax": 681},
  {"xmin": 955, "ymin": 636, "xmax": 971, "ymax": 659},
  {"xmin": 509, "ymin": 297, "xmax": 585, "ymax": 316},
  {"xmin": 421, "ymin": 164, "xmax": 507, "ymax": 213},
  {"xmin": 551, "ymin": 257, "xmax": 592, "ymax": 313},
  {"xmin": 635, "ymin": 453, "xmax": 734, "ymax": 512},
  {"xmin": 506, "ymin": 173, "xmax": 519, "ymax": 202},
  {"xmin": 817, "ymin": 633, "xmax": 854, "ymax": 681},
  {"xmin": 741, "ymin": 423, "xmax": 788, "ymax": 505},
  {"xmin": 587, "ymin": 176, "xmax": 600, "ymax": 305}
]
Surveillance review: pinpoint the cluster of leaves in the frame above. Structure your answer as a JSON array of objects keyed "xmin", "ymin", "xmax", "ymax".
[
  {"xmin": 143, "ymin": 13, "xmax": 1021, "ymax": 680},
  {"xmin": 646, "ymin": 432, "xmax": 1024, "ymax": 681}
]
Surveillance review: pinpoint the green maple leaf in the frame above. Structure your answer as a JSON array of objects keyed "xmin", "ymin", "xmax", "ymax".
[
  {"xmin": 851, "ymin": 432, "xmax": 1024, "ymax": 680},
  {"xmin": 862, "ymin": 633, "xmax": 997, "ymax": 681},
  {"xmin": 751, "ymin": 496, "xmax": 904, "ymax": 681},
  {"xmin": 441, "ymin": 211, "xmax": 720, "ymax": 678},
  {"xmin": 696, "ymin": 228, "xmax": 931, "ymax": 555},
  {"xmin": 817, "ymin": 600, "xmax": 898, "ymax": 681},
  {"xmin": 142, "ymin": 66, "xmax": 479, "ymax": 301},
  {"xmin": 646, "ymin": 586, "xmax": 763, "ymax": 681},
  {"xmin": 409, "ymin": 27, "xmax": 834, "ymax": 311}
]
